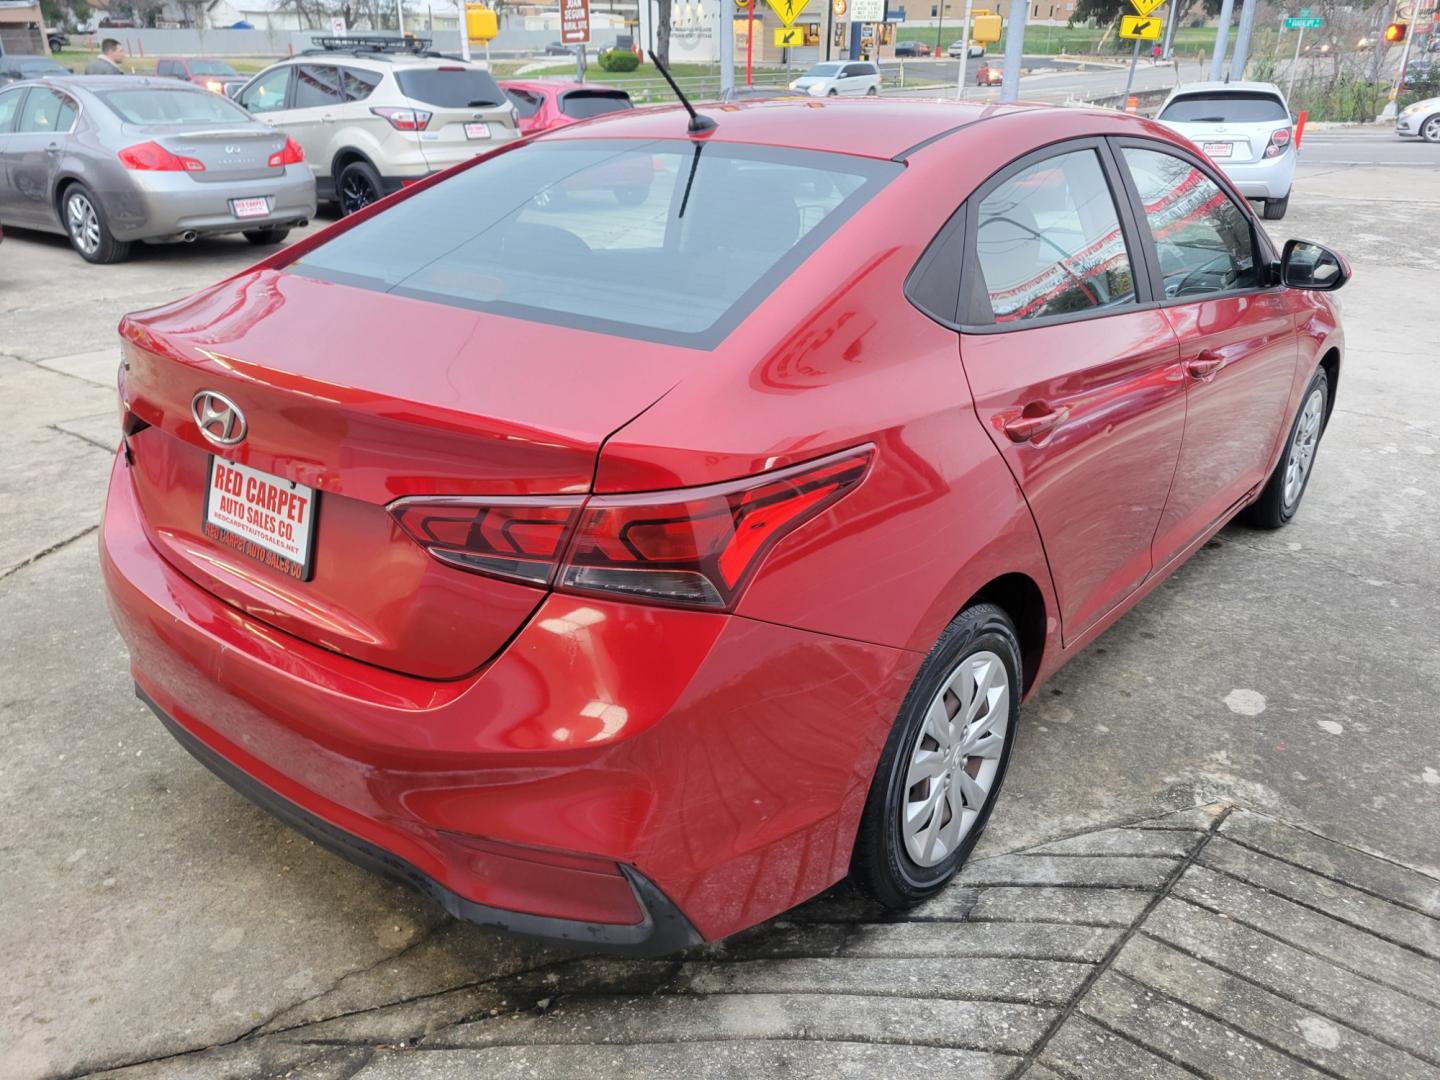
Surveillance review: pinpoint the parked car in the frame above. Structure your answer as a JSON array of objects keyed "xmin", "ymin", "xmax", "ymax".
[
  {"xmin": 895, "ymin": 40, "xmax": 930, "ymax": 58},
  {"xmin": 788, "ymin": 60, "xmax": 881, "ymax": 96},
  {"xmin": 499, "ymin": 79, "xmax": 632, "ymax": 136},
  {"xmin": 544, "ymin": 41, "xmax": 577, "ymax": 56},
  {"xmin": 975, "ymin": 63, "xmax": 1003, "ymax": 85},
  {"xmin": 1155, "ymin": 80, "xmax": 1295, "ymax": 219},
  {"xmin": 155, "ymin": 57, "xmax": 248, "ymax": 97},
  {"xmin": 0, "ymin": 76, "xmax": 315, "ymax": 262},
  {"xmin": 233, "ymin": 39, "xmax": 519, "ymax": 215},
  {"xmin": 47, "ymin": 31, "xmax": 70, "ymax": 51},
  {"xmin": 949, "ymin": 40, "xmax": 985, "ymax": 58},
  {"xmin": 1396, "ymin": 93, "xmax": 1440, "ymax": 141},
  {"xmin": 0, "ymin": 54, "xmax": 70, "ymax": 85},
  {"xmin": 718, "ymin": 84, "xmax": 805, "ymax": 102},
  {"xmin": 101, "ymin": 98, "xmax": 1348, "ymax": 953}
]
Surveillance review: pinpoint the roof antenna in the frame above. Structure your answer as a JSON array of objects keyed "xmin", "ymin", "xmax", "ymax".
[{"xmin": 648, "ymin": 50, "xmax": 717, "ymax": 135}]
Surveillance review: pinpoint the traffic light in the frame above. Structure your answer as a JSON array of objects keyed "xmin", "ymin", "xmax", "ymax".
[{"xmin": 1383, "ymin": 21, "xmax": 1408, "ymax": 44}]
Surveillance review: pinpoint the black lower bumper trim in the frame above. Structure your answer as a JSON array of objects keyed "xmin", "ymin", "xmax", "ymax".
[{"xmin": 137, "ymin": 686, "xmax": 704, "ymax": 956}]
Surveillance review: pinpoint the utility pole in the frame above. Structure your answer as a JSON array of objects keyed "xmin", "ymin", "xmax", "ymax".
[
  {"xmin": 954, "ymin": 0, "xmax": 974, "ymax": 97},
  {"xmin": 1160, "ymin": 0, "xmax": 1178, "ymax": 60},
  {"xmin": 396, "ymin": 0, "xmax": 405, "ymax": 35},
  {"xmin": 459, "ymin": 0, "xmax": 470, "ymax": 60},
  {"xmin": 1122, "ymin": 34, "xmax": 1141, "ymax": 99},
  {"xmin": 720, "ymin": 0, "xmax": 735, "ymax": 95},
  {"xmin": 1286, "ymin": 22, "xmax": 1304, "ymax": 98},
  {"xmin": 999, "ymin": 0, "xmax": 1027, "ymax": 102},
  {"xmin": 1228, "ymin": 0, "xmax": 1257, "ymax": 78},
  {"xmin": 1209, "ymin": 0, "xmax": 1234, "ymax": 79}
]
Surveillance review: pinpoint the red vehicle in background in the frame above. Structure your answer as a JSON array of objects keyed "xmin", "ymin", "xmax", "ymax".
[{"xmin": 498, "ymin": 79, "xmax": 634, "ymax": 136}]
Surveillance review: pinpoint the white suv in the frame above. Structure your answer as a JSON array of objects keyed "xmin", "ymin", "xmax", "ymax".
[
  {"xmin": 235, "ymin": 37, "xmax": 519, "ymax": 215},
  {"xmin": 789, "ymin": 61, "xmax": 882, "ymax": 97}
]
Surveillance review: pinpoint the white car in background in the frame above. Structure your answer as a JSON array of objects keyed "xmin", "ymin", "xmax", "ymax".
[
  {"xmin": 1155, "ymin": 81, "xmax": 1296, "ymax": 220},
  {"xmin": 788, "ymin": 61, "xmax": 881, "ymax": 97},
  {"xmin": 1396, "ymin": 95, "xmax": 1440, "ymax": 142}
]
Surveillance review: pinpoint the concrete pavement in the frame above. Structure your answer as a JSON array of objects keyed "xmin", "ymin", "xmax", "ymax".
[{"xmin": 1, "ymin": 127, "xmax": 1438, "ymax": 1078}]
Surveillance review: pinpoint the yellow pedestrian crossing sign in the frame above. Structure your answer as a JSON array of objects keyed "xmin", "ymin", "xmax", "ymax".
[
  {"xmin": 774, "ymin": 25, "xmax": 805, "ymax": 45},
  {"xmin": 1129, "ymin": 0, "xmax": 1164, "ymax": 17},
  {"xmin": 1120, "ymin": 14, "xmax": 1163, "ymax": 39},
  {"xmin": 765, "ymin": 0, "xmax": 806, "ymax": 27}
]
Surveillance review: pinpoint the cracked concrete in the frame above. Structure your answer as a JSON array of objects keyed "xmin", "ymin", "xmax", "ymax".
[{"xmin": 1, "ymin": 131, "xmax": 1438, "ymax": 1079}]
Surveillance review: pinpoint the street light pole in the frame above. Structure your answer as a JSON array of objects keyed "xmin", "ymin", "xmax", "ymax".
[
  {"xmin": 1160, "ymin": 0, "xmax": 1178, "ymax": 60},
  {"xmin": 954, "ymin": 0, "xmax": 974, "ymax": 97},
  {"xmin": 1209, "ymin": 0, "xmax": 1234, "ymax": 79},
  {"xmin": 1286, "ymin": 23, "xmax": 1304, "ymax": 98},
  {"xmin": 1229, "ymin": 0, "xmax": 1258, "ymax": 78},
  {"xmin": 999, "ymin": 0, "xmax": 1027, "ymax": 102},
  {"xmin": 720, "ymin": 0, "xmax": 735, "ymax": 96}
]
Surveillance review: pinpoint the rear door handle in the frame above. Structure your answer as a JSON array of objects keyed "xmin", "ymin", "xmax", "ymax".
[
  {"xmin": 1003, "ymin": 404, "xmax": 1070, "ymax": 443},
  {"xmin": 1184, "ymin": 351, "xmax": 1224, "ymax": 381},
  {"xmin": 45, "ymin": 142, "xmax": 61, "ymax": 156}
]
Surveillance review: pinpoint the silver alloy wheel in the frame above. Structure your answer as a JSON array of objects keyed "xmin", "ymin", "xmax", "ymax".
[
  {"xmin": 1424, "ymin": 115, "xmax": 1440, "ymax": 143},
  {"xmin": 1283, "ymin": 386, "xmax": 1325, "ymax": 509},
  {"xmin": 66, "ymin": 191, "xmax": 101, "ymax": 257},
  {"xmin": 902, "ymin": 649, "xmax": 1010, "ymax": 868}
]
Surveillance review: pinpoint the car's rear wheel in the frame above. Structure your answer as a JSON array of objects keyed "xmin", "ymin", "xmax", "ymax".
[
  {"xmin": 337, "ymin": 160, "xmax": 383, "ymax": 216},
  {"xmin": 1263, "ymin": 192, "xmax": 1290, "ymax": 220},
  {"xmin": 243, "ymin": 227, "xmax": 291, "ymax": 246},
  {"xmin": 1422, "ymin": 114, "xmax": 1440, "ymax": 143},
  {"xmin": 852, "ymin": 603, "xmax": 1021, "ymax": 908},
  {"xmin": 1239, "ymin": 365, "xmax": 1329, "ymax": 529},
  {"xmin": 867, "ymin": 85, "xmax": 878, "ymax": 96},
  {"xmin": 63, "ymin": 184, "xmax": 130, "ymax": 264}
]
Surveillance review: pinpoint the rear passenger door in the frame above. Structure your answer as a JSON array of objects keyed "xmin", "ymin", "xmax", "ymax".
[
  {"xmin": 6, "ymin": 86, "xmax": 77, "ymax": 229},
  {"xmin": 1113, "ymin": 141, "xmax": 1299, "ymax": 564},
  {"xmin": 285, "ymin": 64, "xmax": 347, "ymax": 167},
  {"xmin": 952, "ymin": 141, "xmax": 1187, "ymax": 642}
]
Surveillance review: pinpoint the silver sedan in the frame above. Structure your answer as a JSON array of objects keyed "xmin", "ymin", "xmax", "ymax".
[{"xmin": 0, "ymin": 76, "xmax": 317, "ymax": 263}]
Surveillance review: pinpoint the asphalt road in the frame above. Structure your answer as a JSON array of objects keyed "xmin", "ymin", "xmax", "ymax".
[
  {"xmin": 1299, "ymin": 126, "xmax": 1440, "ymax": 164},
  {"xmin": 1, "ymin": 127, "xmax": 1437, "ymax": 1078}
]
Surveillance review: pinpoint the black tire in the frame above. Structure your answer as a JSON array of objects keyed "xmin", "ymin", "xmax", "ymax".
[
  {"xmin": 1263, "ymin": 192, "xmax": 1290, "ymax": 220},
  {"xmin": 1421, "ymin": 114, "xmax": 1440, "ymax": 144},
  {"xmin": 851, "ymin": 603, "xmax": 1022, "ymax": 908},
  {"xmin": 1239, "ymin": 365, "xmax": 1329, "ymax": 529},
  {"xmin": 614, "ymin": 184, "xmax": 649, "ymax": 206},
  {"xmin": 243, "ymin": 227, "xmax": 291, "ymax": 246},
  {"xmin": 866, "ymin": 85, "xmax": 878, "ymax": 96},
  {"xmin": 336, "ymin": 159, "xmax": 384, "ymax": 217},
  {"xmin": 827, "ymin": 88, "xmax": 838, "ymax": 97},
  {"xmin": 61, "ymin": 183, "xmax": 131, "ymax": 264}
]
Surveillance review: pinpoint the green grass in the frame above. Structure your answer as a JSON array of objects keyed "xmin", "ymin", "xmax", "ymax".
[{"xmin": 894, "ymin": 22, "xmax": 1247, "ymax": 58}]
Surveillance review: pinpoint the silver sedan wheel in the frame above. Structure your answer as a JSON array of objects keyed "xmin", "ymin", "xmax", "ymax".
[
  {"xmin": 1283, "ymin": 386, "xmax": 1325, "ymax": 509},
  {"xmin": 66, "ymin": 191, "xmax": 101, "ymax": 257},
  {"xmin": 902, "ymin": 649, "xmax": 1011, "ymax": 868},
  {"xmin": 1423, "ymin": 115, "xmax": 1440, "ymax": 143}
]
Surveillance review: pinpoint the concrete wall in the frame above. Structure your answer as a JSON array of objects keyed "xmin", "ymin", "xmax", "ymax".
[{"xmin": 81, "ymin": 24, "xmax": 625, "ymax": 59}]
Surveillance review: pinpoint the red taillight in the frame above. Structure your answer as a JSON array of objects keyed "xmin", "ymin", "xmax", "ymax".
[
  {"xmin": 268, "ymin": 137, "xmax": 304, "ymax": 167},
  {"xmin": 118, "ymin": 141, "xmax": 205, "ymax": 172},
  {"xmin": 371, "ymin": 105, "xmax": 433, "ymax": 131},
  {"xmin": 1265, "ymin": 126, "xmax": 1292, "ymax": 158},
  {"xmin": 388, "ymin": 448, "xmax": 873, "ymax": 610},
  {"xmin": 389, "ymin": 497, "xmax": 584, "ymax": 585}
]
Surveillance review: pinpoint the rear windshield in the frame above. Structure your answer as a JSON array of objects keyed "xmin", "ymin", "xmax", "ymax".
[
  {"xmin": 395, "ymin": 66, "xmax": 505, "ymax": 108},
  {"xmin": 559, "ymin": 89, "xmax": 631, "ymax": 119},
  {"xmin": 504, "ymin": 87, "xmax": 542, "ymax": 117},
  {"xmin": 97, "ymin": 88, "xmax": 254, "ymax": 124},
  {"xmin": 187, "ymin": 60, "xmax": 238, "ymax": 76},
  {"xmin": 1160, "ymin": 91, "xmax": 1288, "ymax": 123},
  {"xmin": 290, "ymin": 139, "xmax": 899, "ymax": 347}
]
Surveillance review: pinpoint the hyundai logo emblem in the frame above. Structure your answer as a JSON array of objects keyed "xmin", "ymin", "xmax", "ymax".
[{"xmin": 191, "ymin": 390, "xmax": 247, "ymax": 446}]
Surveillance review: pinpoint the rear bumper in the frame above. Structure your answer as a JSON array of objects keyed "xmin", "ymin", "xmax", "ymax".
[
  {"xmin": 101, "ymin": 452, "xmax": 918, "ymax": 947},
  {"xmin": 112, "ymin": 166, "xmax": 318, "ymax": 241},
  {"xmin": 1216, "ymin": 153, "xmax": 1294, "ymax": 200},
  {"xmin": 138, "ymin": 684, "xmax": 702, "ymax": 954}
]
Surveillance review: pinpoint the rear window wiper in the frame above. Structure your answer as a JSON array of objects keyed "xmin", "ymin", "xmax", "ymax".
[{"xmin": 468, "ymin": 98, "xmax": 501, "ymax": 107}]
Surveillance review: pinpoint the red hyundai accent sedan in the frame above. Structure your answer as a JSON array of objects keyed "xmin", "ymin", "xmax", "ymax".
[{"xmin": 102, "ymin": 100, "xmax": 1348, "ymax": 953}]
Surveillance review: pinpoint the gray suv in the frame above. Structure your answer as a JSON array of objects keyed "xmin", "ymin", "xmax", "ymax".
[{"xmin": 234, "ymin": 38, "xmax": 519, "ymax": 215}]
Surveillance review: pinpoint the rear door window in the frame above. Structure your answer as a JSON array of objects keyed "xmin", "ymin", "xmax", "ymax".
[
  {"xmin": 395, "ymin": 66, "xmax": 505, "ymax": 108},
  {"xmin": 1159, "ymin": 92, "xmax": 1288, "ymax": 123},
  {"xmin": 972, "ymin": 148, "xmax": 1136, "ymax": 323},
  {"xmin": 558, "ymin": 89, "xmax": 631, "ymax": 119},
  {"xmin": 505, "ymin": 87, "xmax": 543, "ymax": 117},
  {"xmin": 17, "ymin": 88, "xmax": 77, "ymax": 134},
  {"xmin": 0, "ymin": 88, "xmax": 23, "ymax": 132},
  {"xmin": 290, "ymin": 139, "xmax": 899, "ymax": 347},
  {"xmin": 293, "ymin": 65, "xmax": 345, "ymax": 109}
]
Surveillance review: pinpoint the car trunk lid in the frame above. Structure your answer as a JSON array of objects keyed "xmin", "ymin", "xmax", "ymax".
[
  {"xmin": 117, "ymin": 269, "xmax": 681, "ymax": 679},
  {"xmin": 127, "ymin": 123, "xmax": 288, "ymax": 182}
]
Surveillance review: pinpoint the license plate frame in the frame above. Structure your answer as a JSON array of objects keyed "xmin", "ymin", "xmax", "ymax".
[
  {"xmin": 230, "ymin": 196, "xmax": 272, "ymax": 219},
  {"xmin": 1201, "ymin": 141, "xmax": 1233, "ymax": 159},
  {"xmin": 203, "ymin": 457, "xmax": 318, "ymax": 581},
  {"xmin": 464, "ymin": 122, "xmax": 492, "ymax": 140}
]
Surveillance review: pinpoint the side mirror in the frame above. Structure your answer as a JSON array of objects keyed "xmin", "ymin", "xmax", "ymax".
[{"xmin": 1280, "ymin": 239, "xmax": 1350, "ymax": 291}]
